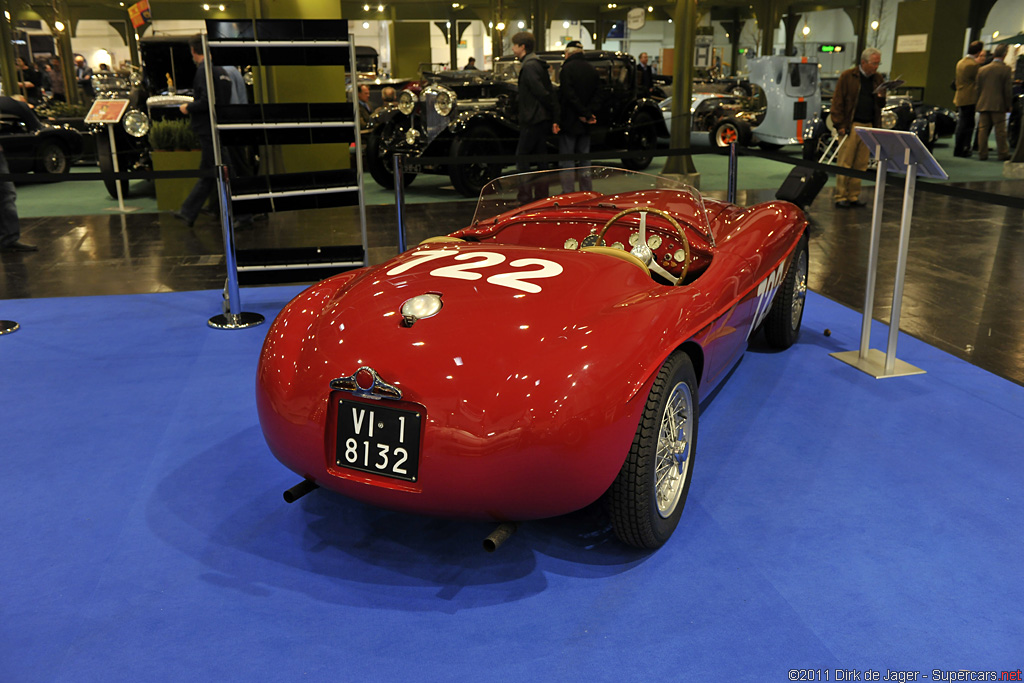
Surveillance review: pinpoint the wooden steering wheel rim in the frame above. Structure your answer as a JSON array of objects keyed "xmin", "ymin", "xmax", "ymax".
[{"xmin": 597, "ymin": 206, "xmax": 690, "ymax": 285}]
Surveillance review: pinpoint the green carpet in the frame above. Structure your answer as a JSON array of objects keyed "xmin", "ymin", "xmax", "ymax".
[{"xmin": 13, "ymin": 140, "xmax": 1016, "ymax": 218}]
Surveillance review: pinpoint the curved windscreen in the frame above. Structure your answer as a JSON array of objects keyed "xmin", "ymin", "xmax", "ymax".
[{"xmin": 471, "ymin": 166, "xmax": 712, "ymax": 245}]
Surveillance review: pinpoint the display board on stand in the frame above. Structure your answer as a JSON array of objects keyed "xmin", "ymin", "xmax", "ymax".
[
  {"xmin": 85, "ymin": 99, "xmax": 137, "ymax": 213},
  {"xmin": 830, "ymin": 127, "xmax": 947, "ymax": 379}
]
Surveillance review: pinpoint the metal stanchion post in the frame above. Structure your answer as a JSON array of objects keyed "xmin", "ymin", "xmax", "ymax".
[
  {"xmin": 727, "ymin": 141, "xmax": 737, "ymax": 204},
  {"xmin": 393, "ymin": 153, "xmax": 407, "ymax": 253},
  {"xmin": 208, "ymin": 164, "xmax": 265, "ymax": 330},
  {"xmin": 859, "ymin": 142, "xmax": 887, "ymax": 360},
  {"xmin": 0, "ymin": 319, "xmax": 19, "ymax": 335}
]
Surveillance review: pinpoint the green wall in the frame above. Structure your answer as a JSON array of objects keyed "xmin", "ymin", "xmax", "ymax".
[
  {"xmin": 890, "ymin": 0, "xmax": 968, "ymax": 108},
  {"xmin": 256, "ymin": 0, "xmax": 350, "ymax": 172},
  {"xmin": 392, "ymin": 22, "xmax": 433, "ymax": 81}
]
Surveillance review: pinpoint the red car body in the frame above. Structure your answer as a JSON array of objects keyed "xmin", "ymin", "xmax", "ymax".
[{"xmin": 256, "ymin": 168, "xmax": 808, "ymax": 547}]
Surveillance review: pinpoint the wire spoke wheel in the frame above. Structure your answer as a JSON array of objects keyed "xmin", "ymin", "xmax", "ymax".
[
  {"xmin": 607, "ymin": 351, "xmax": 698, "ymax": 549},
  {"xmin": 654, "ymin": 382, "xmax": 694, "ymax": 517}
]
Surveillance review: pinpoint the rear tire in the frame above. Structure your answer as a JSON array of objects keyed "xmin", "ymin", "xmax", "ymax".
[
  {"xmin": 37, "ymin": 141, "xmax": 70, "ymax": 176},
  {"xmin": 608, "ymin": 351, "xmax": 698, "ymax": 549},
  {"xmin": 764, "ymin": 233, "xmax": 809, "ymax": 349},
  {"xmin": 621, "ymin": 112, "xmax": 657, "ymax": 170}
]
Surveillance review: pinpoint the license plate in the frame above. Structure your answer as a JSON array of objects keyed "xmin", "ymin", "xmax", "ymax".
[{"xmin": 336, "ymin": 400, "xmax": 422, "ymax": 482}]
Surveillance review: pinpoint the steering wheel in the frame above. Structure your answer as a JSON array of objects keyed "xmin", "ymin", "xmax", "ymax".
[{"xmin": 597, "ymin": 207, "xmax": 690, "ymax": 285}]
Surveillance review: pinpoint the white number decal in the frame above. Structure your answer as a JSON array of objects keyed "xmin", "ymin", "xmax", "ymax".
[
  {"xmin": 747, "ymin": 261, "xmax": 787, "ymax": 340},
  {"xmin": 430, "ymin": 251, "xmax": 506, "ymax": 280},
  {"xmin": 486, "ymin": 259, "xmax": 564, "ymax": 294},
  {"xmin": 386, "ymin": 249, "xmax": 458, "ymax": 276},
  {"xmin": 387, "ymin": 249, "xmax": 563, "ymax": 294},
  {"xmin": 375, "ymin": 444, "xmax": 389, "ymax": 470}
]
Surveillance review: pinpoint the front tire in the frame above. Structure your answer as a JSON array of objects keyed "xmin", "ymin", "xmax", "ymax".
[
  {"xmin": 449, "ymin": 125, "xmax": 504, "ymax": 197},
  {"xmin": 96, "ymin": 132, "xmax": 130, "ymax": 199},
  {"xmin": 608, "ymin": 351, "xmax": 698, "ymax": 549},
  {"xmin": 710, "ymin": 117, "xmax": 751, "ymax": 152},
  {"xmin": 365, "ymin": 119, "xmax": 417, "ymax": 189},
  {"xmin": 764, "ymin": 233, "xmax": 809, "ymax": 349}
]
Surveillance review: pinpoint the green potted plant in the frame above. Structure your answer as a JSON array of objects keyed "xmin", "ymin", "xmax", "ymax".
[{"xmin": 149, "ymin": 119, "xmax": 202, "ymax": 210}]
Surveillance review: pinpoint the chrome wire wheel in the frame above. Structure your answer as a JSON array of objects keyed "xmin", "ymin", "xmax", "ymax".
[
  {"xmin": 655, "ymin": 381, "xmax": 694, "ymax": 518},
  {"xmin": 790, "ymin": 248, "xmax": 808, "ymax": 332}
]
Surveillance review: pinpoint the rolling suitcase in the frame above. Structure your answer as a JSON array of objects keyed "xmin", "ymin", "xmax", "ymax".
[{"xmin": 775, "ymin": 166, "xmax": 828, "ymax": 208}]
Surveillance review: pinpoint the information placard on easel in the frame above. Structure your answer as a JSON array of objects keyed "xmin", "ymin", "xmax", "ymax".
[
  {"xmin": 85, "ymin": 99, "xmax": 137, "ymax": 213},
  {"xmin": 830, "ymin": 128, "xmax": 946, "ymax": 379}
]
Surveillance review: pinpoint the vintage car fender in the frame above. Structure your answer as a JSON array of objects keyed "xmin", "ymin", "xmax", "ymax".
[
  {"xmin": 620, "ymin": 99, "xmax": 670, "ymax": 141},
  {"xmin": 447, "ymin": 109, "xmax": 518, "ymax": 142}
]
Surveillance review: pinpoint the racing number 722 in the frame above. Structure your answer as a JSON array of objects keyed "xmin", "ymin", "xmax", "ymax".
[{"xmin": 386, "ymin": 250, "xmax": 563, "ymax": 294}]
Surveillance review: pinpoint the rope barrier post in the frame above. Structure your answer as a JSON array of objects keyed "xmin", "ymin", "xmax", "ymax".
[
  {"xmin": 727, "ymin": 141, "xmax": 738, "ymax": 204},
  {"xmin": 206, "ymin": 164, "xmax": 264, "ymax": 331},
  {"xmin": 393, "ymin": 153, "xmax": 407, "ymax": 253}
]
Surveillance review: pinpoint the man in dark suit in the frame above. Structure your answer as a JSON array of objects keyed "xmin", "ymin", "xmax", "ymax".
[
  {"xmin": 557, "ymin": 41, "xmax": 599, "ymax": 194},
  {"xmin": 637, "ymin": 52, "xmax": 654, "ymax": 97},
  {"xmin": 511, "ymin": 31, "xmax": 560, "ymax": 203},
  {"xmin": 953, "ymin": 41, "xmax": 985, "ymax": 157},
  {"xmin": 174, "ymin": 34, "xmax": 234, "ymax": 227},
  {"xmin": 976, "ymin": 43, "xmax": 1013, "ymax": 161}
]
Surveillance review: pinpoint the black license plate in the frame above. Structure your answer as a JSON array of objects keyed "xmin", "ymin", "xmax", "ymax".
[{"xmin": 336, "ymin": 400, "xmax": 422, "ymax": 482}]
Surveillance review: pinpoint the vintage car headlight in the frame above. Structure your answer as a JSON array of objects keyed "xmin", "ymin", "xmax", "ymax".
[
  {"xmin": 397, "ymin": 90, "xmax": 416, "ymax": 115},
  {"xmin": 881, "ymin": 109, "xmax": 898, "ymax": 129},
  {"xmin": 122, "ymin": 109, "xmax": 150, "ymax": 137},
  {"xmin": 432, "ymin": 87, "xmax": 456, "ymax": 117}
]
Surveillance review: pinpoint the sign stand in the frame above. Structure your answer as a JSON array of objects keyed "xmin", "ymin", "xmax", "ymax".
[
  {"xmin": 84, "ymin": 99, "xmax": 138, "ymax": 213},
  {"xmin": 0, "ymin": 320, "xmax": 18, "ymax": 335},
  {"xmin": 831, "ymin": 128, "xmax": 947, "ymax": 379}
]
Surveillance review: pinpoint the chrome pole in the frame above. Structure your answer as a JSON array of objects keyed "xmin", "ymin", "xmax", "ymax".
[
  {"xmin": 860, "ymin": 143, "xmax": 887, "ymax": 359},
  {"xmin": 884, "ymin": 157, "xmax": 917, "ymax": 375},
  {"xmin": 206, "ymin": 166, "xmax": 264, "ymax": 330},
  {"xmin": 393, "ymin": 153, "xmax": 407, "ymax": 253},
  {"xmin": 727, "ymin": 141, "xmax": 737, "ymax": 204}
]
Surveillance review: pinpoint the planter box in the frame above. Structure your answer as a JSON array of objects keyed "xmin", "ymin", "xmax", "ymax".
[{"xmin": 151, "ymin": 150, "xmax": 202, "ymax": 211}]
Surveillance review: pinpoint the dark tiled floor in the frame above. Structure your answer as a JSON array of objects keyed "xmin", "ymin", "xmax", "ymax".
[{"xmin": 2, "ymin": 180, "xmax": 1023, "ymax": 387}]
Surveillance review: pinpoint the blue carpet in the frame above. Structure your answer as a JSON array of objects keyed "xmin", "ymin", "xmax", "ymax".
[{"xmin": 1, "ymin": 287, "xmax": 1021, "ymax": 682}]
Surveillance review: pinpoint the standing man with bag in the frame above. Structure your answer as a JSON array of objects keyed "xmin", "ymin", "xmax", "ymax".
[
  {"xmin": 830, "ymin": 47, "xmax": 886, "ymax": 208},
  {"xmin": 975, "ymin": 43, "xmax": 1013, "ymax": 161},
  {"xmin": 557, "ymin": 41, "xmax": 599, "ymax": 194},
  {"xmin": 953, "ymin": 41, "xmax": 986, "ymax": 157},
  {"xmin": 173, "ymin": 34, "xmax": 234, "ymax": 228},
  {"xmin": 511, "ymin": 31, "xmax": 559, "ymax": 203}
]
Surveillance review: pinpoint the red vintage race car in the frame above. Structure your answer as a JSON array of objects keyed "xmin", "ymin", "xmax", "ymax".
[{"xmin": 256, "ymin": 167, "xmax": 809, "ymax": 549}]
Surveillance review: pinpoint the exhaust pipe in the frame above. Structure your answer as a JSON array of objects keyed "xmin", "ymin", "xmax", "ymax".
[
  {"xmin": 482, "ymin": 522, "xmax": 518, "ymax": 552},
  {"xmin": 283, "ymin": 479, "xmax": 318, "ymax": 503}
]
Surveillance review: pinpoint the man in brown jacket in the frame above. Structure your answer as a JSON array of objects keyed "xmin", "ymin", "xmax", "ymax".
[
  {"xmin": 830, "ymin": 47, "xmax": 886, "ymax": 208},
  {"xmin": 953, "ymin": 41, "xmax": 985, "ymax": 157},
  {"xmin": 976, "ymin": 43, "xmax": 1013, "ymax": 161}
]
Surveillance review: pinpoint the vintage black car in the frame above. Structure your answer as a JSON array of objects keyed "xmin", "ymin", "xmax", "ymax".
[
  {"xmin": 365, "ymin": 50, "xmax": 668, "ymax": 197},
  {"xmin": 803, "ymin": 95, "xmax": 956, "ymax": 160},
  {"xmin": 0, "ymin": 97, "xmax": 84, "ymax": 175},
  {"xmin": 93, "ymin": 35, "xmax": 200, "ymax": 198}
]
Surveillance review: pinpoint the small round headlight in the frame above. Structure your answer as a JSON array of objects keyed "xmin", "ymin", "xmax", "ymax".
[
  {"xmin": 433, "ymin": 87, "xmax": 455, "ymax": 116},
  {"xmin": 401, "ymin": 293, "xmax": 443, "ymax": 326},
  {"xmin": 122, "ymin": 109, "xmax": 150, "ymax": 137},
  {"xmin": 397, "ymin": 90, "xmax": 416, "ymax": 115},
  {"xmin": 881, "ymin": 110, "xmax": 898, "ymax": 130}
]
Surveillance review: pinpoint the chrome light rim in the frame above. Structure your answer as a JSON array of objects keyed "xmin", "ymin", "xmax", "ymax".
[
  {"xmin": 123, "ymin": 109, "xmax": 150, "ymax": 137},
  {"xmin": 397, "ymin": 90, "xmax": 417, "ymax": 115}
]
